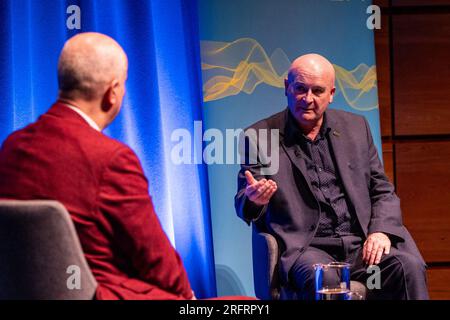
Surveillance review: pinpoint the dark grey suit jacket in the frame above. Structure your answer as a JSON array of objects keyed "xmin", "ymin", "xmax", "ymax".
[{"xmin": 235, "ymin": 108, "xmax": 425, "ymax": 285}]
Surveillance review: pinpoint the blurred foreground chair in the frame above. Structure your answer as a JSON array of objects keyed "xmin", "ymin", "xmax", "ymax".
[
  {"xmin": 252, "ymin": 224, "xmax": 367, "ymax": 300},
  {"xmin": 0, "ymin": 200, "xmax": 97, "ymax": 299}
]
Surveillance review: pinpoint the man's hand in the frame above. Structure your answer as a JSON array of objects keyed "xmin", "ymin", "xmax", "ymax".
[
  {"xmin": 244, "ymin": 170, "xmax": 277, "ymax": 206},
  {"xmin": 363, "ymin": 232, "xmax": 391, "ymax": 266}
]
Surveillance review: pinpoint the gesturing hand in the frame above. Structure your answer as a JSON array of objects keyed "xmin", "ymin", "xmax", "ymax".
[
  {"xmin": 244, "ymin": 170, "xmax": 277, "ymax": 206},
  {"xmin": 363, "ymin": 232, "xmax": 391, "ymax": 266}
]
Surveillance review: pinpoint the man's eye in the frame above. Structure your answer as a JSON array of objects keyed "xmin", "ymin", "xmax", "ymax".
[
  {"xmin": 295, "ymin": 86, "xmax": 307, "ymax": 93},
  {"xmin": 312, "ymin": 88, "xmax": 325, "ymax": 95}
]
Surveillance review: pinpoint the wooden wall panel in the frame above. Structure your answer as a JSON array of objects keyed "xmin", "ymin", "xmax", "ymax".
[
  {"xmin": 392, "ymin": 0, "xmax": 450, "ymax": 6},
  {"xmin": 392, "ymin": 14, "xmax": 450, "ymax": 136},
  {"xmin": 374, "ymin": 1, "xmax": 450, "ymax": 299},
  {"xmin": 382, "ymin": 141, "xmax": 394, "ymax": 183},
  {"xmin": 375, "ymin": 15, "xmax": 392, "ymax": 137},
  {"xmin": 396, "ymin": 141, "xmax": 450, "ymax": 262},
  {"xmin": 427, "ymin": 267, "xmax": 450, "ymax": 300},
  {"xmin": 373, "ymin": 0, "xmax": 390, "ymax": 7}
]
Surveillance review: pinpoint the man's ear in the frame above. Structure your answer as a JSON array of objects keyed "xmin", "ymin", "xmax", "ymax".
[
  {"xmin": 329, "ymin": 87, "xmax": 336, "ymax": 103},
  {"xmin": 284, "ymin": 78, "xmax": 289, "ymax": 97},
  {"xmin": 101, "ymin": 80, "xmax": 120, "ymax": 112}
]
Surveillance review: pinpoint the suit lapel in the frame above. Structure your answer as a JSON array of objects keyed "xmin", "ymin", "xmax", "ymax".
[
  {"xmin": 280, "ymin": 113, "xmax": 316, "ymax": 196},
  {"xmin": 327, "ymin": 114, "xmax": 359, "ymax": 211},
  {"xmin": 282, "ymin": 143, "xmax": 315, "ymax": 186}
]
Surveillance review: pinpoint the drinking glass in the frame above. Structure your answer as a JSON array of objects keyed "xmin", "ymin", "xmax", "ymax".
[{"xmin": 314, "ymin": 262, "xmax": 351, "ymax": 300}]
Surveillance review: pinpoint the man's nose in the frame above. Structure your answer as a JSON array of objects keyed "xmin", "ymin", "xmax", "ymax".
[{"xmin": 303, "ymin": 89, "xmax": 313, "ymax": 103}]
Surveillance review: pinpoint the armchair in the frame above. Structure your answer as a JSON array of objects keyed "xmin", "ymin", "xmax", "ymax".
[
  {"xmin": 252, "ymin": 223, "xmax": 367, "ymax": 300},
  {"xmin": 0, "ymin": 200, "xmax": 97, "ymax": 299}
]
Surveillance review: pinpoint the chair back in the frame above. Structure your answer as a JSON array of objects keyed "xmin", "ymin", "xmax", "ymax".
[
  {"xmin": 252, "ymin": 224, "xmax": 367, "ymax": 300},
  {"xmin": 252, "ymin": 223, "xmax": 280, "ymax": 300},
  {"xmin": 0, "ymin": 200, "xmax": 97, "ymax": 299}
]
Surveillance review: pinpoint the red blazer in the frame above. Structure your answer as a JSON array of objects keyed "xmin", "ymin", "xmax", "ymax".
[{"xmin": 0, "ymin": 102, "xmax": 193, "ymax": 300}]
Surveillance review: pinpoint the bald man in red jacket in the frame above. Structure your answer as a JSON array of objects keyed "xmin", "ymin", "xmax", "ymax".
[{"xmin": 0, "ymin": 33, "xmax": 193, "ymax": 300}]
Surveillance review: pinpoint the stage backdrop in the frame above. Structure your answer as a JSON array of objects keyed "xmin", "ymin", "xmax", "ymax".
[
  {"xmin": 0, "ymin": 0, "xmax": 216, "ymax": 298},
  {"xmin": 198, "ymin": 0, "xmax": 381, "ymax": 296}
]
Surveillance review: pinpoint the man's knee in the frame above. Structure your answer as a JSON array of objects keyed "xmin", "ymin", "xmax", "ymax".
[
  {"xmin": 387, "ymin": 250, "xmax": 426, "ymax": 278},
  {"xmin": 377, "ymin": 250, "xmax": 428, "ymax": 299},
  {"xmin": 289, "ymin": 248, "xmax": 337, "ymax": 299},
  {"xmin": 290, "ymin": 262, "xmax": 316, "ymax": 292}
]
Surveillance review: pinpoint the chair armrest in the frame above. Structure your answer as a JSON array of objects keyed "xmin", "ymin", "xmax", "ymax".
[
  {"xmin": 252, "ymin": 225, "xmax": 280, "ymax": 300},
  {"xmin": 252, "ymin": 224, "xmax": 367, "ymax": 300}
]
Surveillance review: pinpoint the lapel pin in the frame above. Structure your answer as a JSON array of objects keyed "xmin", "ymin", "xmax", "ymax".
[{"xmin": 332, "ymin": 130, "xmax": 340, "ymax": 137}]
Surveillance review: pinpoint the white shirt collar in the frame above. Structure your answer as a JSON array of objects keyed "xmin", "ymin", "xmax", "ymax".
[{"xmin": 64, "ymin": 104, "xmax": 102, "ymax": 132}]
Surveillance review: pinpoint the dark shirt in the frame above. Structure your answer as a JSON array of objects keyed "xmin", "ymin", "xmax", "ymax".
[{"xmin": 289, "ymin": 112, "xmax": 359, "ymax": 239}]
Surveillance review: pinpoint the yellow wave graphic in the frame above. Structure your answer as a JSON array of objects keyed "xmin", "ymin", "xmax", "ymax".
[{"xmin": 200, "ymin": 38, "xmax": 378, "ymax": 111}]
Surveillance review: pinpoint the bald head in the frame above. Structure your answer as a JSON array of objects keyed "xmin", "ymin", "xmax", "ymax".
[
  {"xmin": 58, "ymin": 32, "xmax": 128, "ymax": 101},
  {"xmin": 284, "ymin": 54, "xmax": 336, "ymax": 133},
  {"xmin": 287, "ymin": 53, "xmax": 335, "ymax": 87}
]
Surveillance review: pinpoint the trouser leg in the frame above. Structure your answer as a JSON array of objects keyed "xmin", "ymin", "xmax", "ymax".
[
  {"xmin": 289, "ymin": 246, "xmax": 337, "ymax": 300},
  {"xmin": 350, "ymin": 247, "xmax": 429, "ymax": 300}
]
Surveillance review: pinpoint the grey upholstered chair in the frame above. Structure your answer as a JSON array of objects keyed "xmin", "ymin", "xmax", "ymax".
[
  {"xmin": 0, "ymin": 200, "xmax": 97, "ymax": 299},
  {"xmin": 252, "ymin": 224, "xmax": 367, "ymax": 300}
]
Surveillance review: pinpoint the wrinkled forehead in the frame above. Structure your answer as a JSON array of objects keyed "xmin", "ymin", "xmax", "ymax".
[{"xmin": 288, "ymin": 65, "xmax": 335, "ymax": 87}]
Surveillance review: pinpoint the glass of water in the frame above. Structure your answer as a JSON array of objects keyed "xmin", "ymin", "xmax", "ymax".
[{"xmin": 314, "ymin": 262, "xmax": 351, "ymax": 300}]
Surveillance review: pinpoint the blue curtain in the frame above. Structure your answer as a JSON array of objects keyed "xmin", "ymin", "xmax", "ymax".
[{"xmin": 0, "ymin": 0, "xmax": 216, "ymax": 298}]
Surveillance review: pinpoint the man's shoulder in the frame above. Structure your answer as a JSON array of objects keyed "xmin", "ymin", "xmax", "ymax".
[
  {"xmin": 90, "ymin": 133, "xmax": 133, "ymax": 159},
  {"xmin": 326, "ymin": 108, "xmax": 366, "ymax": 123},
  {"xmin": 245, "ymin": 108, "xmax": 288, "ymax": 131},
  {"xmin": 5, "ymin": 111, "xmax": 135, "ymax": 166},
  {"xmin": 326, "ymin": 108, "xmax": 368, "ymax": 131},
  {"xmin": 47, "ymin": 113, "xmax": 132, "ymax": 159},
  {"xmin": 71, "ymin": 126, "xmax": 137, "ymax": 165}
]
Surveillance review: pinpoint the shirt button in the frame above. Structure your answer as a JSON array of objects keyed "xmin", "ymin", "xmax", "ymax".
[{"xmin": 318, "ymin": 167, "xmax": 323, "ymax": 172}]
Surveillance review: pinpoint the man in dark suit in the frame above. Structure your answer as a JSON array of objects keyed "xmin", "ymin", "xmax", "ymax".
[
  {"xmin": 235, "ymin": 54, "xmax": 428, "ymax": 299},
  {"xmin": 0, "ymin": 32, "xmax": 193, "ymax": 299}
]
